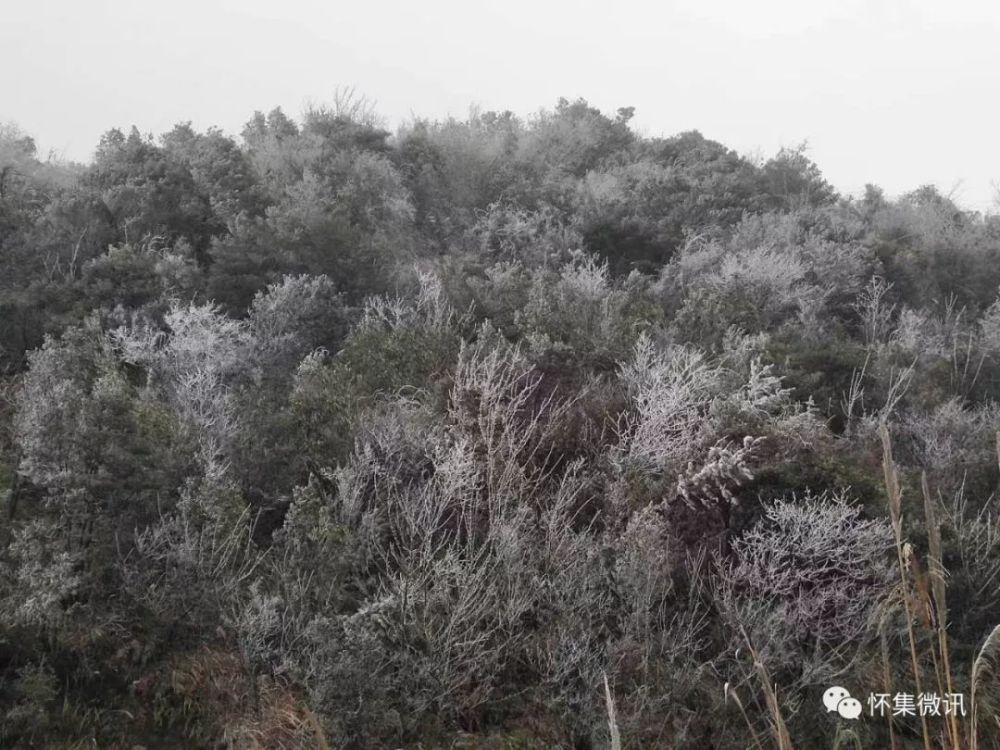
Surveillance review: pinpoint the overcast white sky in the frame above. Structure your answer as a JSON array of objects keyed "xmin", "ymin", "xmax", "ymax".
[{"xmin": 2, "ymin": 0, "xmax": 998, "ymax": 211}]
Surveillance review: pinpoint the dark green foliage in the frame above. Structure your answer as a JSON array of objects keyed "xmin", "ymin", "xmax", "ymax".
[
  {"xmin": 761, "ymin": 143, "xmax": 839, "ymax": 210},
  {"xmin": 766, "ymin": 333, "xmax": 869, "ymax": 425},
  {"xmin": 86, "ymin": 127, "xmax": 219, "ymax": 253}
]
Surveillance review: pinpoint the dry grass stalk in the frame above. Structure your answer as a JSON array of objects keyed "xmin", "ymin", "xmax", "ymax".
[
  {"xmin": 880, "ymin": 421, "xmax": 933, "ymax": 750},
  {"xmin": 995, "ymin": 430, "xmax": 1000, "ymax": 477},
  {"xmin": 603, "ymin": 671, "xmax": 622, "ymax": 750},
  {"xmin": 878, "ymin": 607, "xmax": 900, "ymax": 750},
  {"xmin": 740, "ymin": 627, "xmax": 794, "ymax": 750},
  {"xmin": 724, "ymin": 681, "xmax": 766, "ymax": 750},
  {"xmin": 923, "ymin": 471, "xmax": 962, "ymax": 749},
  {"xmin": 970, "ymin": 621, "xmax": 1000, "ymax": 749}
]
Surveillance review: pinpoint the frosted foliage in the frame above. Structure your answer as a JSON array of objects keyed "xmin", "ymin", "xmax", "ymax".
[
  {"xmin": 1, "ymin": 521, "xmax": 81, "ymax": 628},
  {"xmin": 13, "ymin": 325, "xmax": 113, "ymax": 491},
  {"xmin": 891, "ymin": 299, "xmax": 972, "ymax": 361},
  {"xmin": 618, "ymin": 336, "xmax": 718, "ymax": 472},
  {"xmin": 713, "ymin": 245, "xmax": 807, "ymax": 296},
  {"xmin": 247, "ymin": 273, "xmax": 339, "ymax": 344},
  {"xmin": 665, "ymin": 213, "xmax": 876, "ymax": 344},
  {"xmin": 115, "ymin": 301, "xmax": 249, "ymax": 479},
  {"xmin": 727, "ymin": 212, "xmax": 871, "ymax": 297},
  {"xmin": 112, "ymin": 275, "xmax": 340, "ymax": 484},
  {"xmin": 718, "ymin": 492, "xmax": 893, "ymax": 667},
  {"xmin": 555, "ymin": 253, "xmax": 609, "ymax": 301},
  {"xmin": 304, "ymin": 342, "xmax": 560, "ymax": 716},
  {"xmin": 120, "ymin": 503, "xmax": 264, "ymax": 626},
  {"xmin": 676, "ymin": 436, "xmax": 759, "ymax": 510},
  {"xmin": 358, "ymin": 270, "xmax": 454, "ymax": 333},
  {"xmin": 981, "ymin": 295, "xmax": 1000, "ymax": 352},
  {"xmin": 676, "ymin": 240, "xmax": 825, "ymax": 324},
  {"xmin": 855, "ymin": 275, "xmax": 896, "ymax": 347},
  {"xmin": 722, "ymin": 357, "xmax": 792, "ymax": 418},
  {"xmin": 470, "ymin": 202, "xmax": 581, "ymax": 266},
  {"xmin": 617, "ymin": 334, "xmax": 806, "ymax": 477},
  {"xmin": 893, "ymin": 308, "xmax": 934, "ymax": 353},
  {"xmin": 899, "ymin": 400, "xmax": 1000, "ymax": 482},
  {"xmin": 274, "ymin": 337, "xmax": 708, "ymax": 730},
  {"xmin": 948, "ymin": 492, "xmax": 1000, "ymax": 610},
  {"xmin": 519, "ymin": 253, "xmax": 637, "ymax": 355}
]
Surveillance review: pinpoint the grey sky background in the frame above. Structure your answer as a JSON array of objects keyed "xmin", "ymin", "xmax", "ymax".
[{"xmin": 2, "ymin": 0, "xmax": 998, "ymax": 211}]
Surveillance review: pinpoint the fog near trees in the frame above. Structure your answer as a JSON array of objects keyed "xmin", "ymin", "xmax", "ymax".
[{"xmin": 2, "ymin": 98, "xmax": 1000, "ymax": 748}]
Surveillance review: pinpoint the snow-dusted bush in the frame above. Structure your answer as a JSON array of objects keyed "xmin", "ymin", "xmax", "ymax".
[
  {"xmin": 467, "ymin": 200, "xmax": 581, "ymax": 267},
  {"xmin": 717, "ymin": 492, "xmax": 894, "ymax": 674},
  {"xmin": 662, "ymin": 211, "xmax": 874, "ymax": 346},
  {"xmin": 264, "ymin": 333, "xmax": 722, "ymax": 743},
  {"xmin": 519, "ymin": 252, "xmax": 654, "ymax": 359},
  {"xmin": 114, "ymin": 301, "xmax": 249, "ymax": 482},
  {"xmin": 896, "ymin": 399, "xmax": 1000, "ymax": 493},
  {"xmin": 616, "ymin": 335, "xmax": 720, "ymax": 474},
  {"xmin": 616, "ymin": 333, "xmax": 819, "ymax": 482},
  {"xmin": 0, "ymin": 520, "xmax": 81, "ymax": 628}
]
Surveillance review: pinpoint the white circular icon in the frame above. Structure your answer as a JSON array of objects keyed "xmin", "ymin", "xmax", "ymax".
[
  {"xmin": 837, "ymin": 697, "xmax": 863, "ymax": 720},
  {"xmin": 823, "ymin": 686, "xmax": 862, "ymax": 720},
  {"xmin": 823, "ymin": 686, "xmax": 850, "ymax": 713}
]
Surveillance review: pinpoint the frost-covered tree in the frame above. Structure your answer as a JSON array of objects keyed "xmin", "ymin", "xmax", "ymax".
[{"xmin": 717, "ymin": 492, "xmax": 894, "ymax": 678}]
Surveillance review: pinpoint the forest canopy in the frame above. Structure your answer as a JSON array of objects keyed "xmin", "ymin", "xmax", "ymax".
[{"xmin": 2, "ymin": 97, "xmax": 1000, "ymax": 749}]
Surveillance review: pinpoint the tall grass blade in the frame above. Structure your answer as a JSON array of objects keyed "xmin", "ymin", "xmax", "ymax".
[
  {"xmin": 880, "ymin": 421, "xmax": 933, "ymax": 750},
  {"xmin": 971, "ymin": 624, "xmax": 1000, "ymax": 750},
  {"xmin": 604, "ymin": 671, "xmax": 622, "ymax": 750}
]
